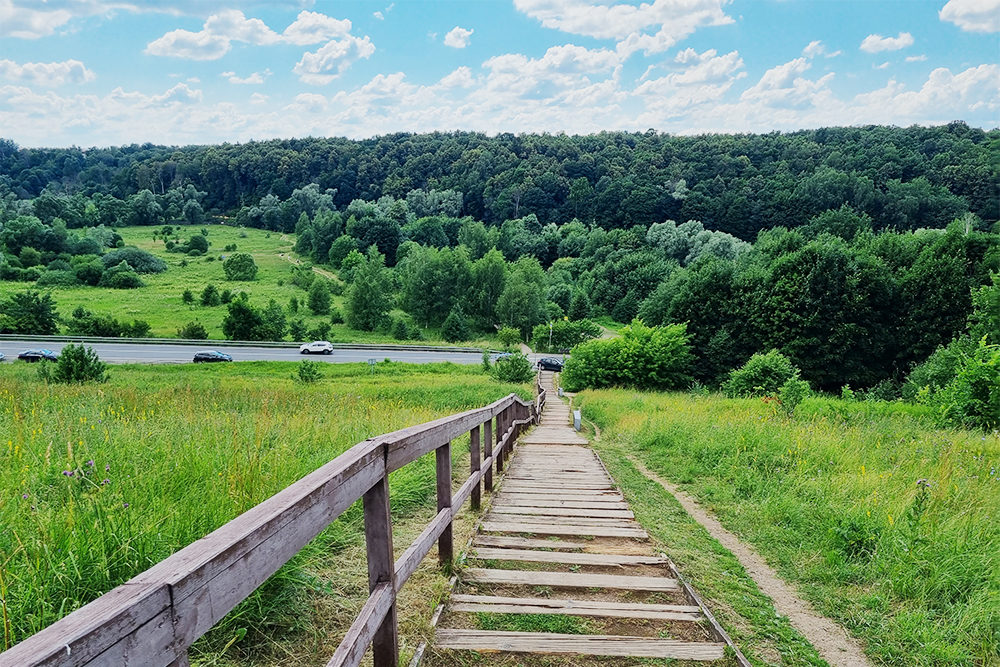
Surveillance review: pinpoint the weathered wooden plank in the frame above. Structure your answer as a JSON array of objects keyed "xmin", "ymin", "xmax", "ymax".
[
  {"xmin": 472, "ymin": 535, "xmax": 590, "ymax": 550},
  {"xmin": 470, "ymin": 424, "xmax": 481, "ymax": 511},
  {"xmin": 394, "ymin": 508, "xmax": 450, "ymax": 589},
  {"xmin": 499, "ymin": 482, "xmax": 616, "ymax": 492},
  {"xmin": 493, "ymin": 497, "xmax": 629, "ymax": 510},
  {"xmin": 484, "ymin": 514, "xmax": 637, "ymax": 527},
  {"xmin": 325, "ymin": 583, "xmax": 395, "ymax": 667},
  {"xmin": 462, "ymin": 569, "xmax": 677, "ymax": 592},
  {"xmin": 363, "ymin": 475, "xmax": 398, "ymax": 667},
  {"xmin": 451, "ymin": 594, "xmax": 700, "ymax": 615},
  {"xmin": 483, "ymin": 419, "xmax": 493, "ymax": 493},
  {"xmin": 490, "ymin": 505, "xmax": 633, "ymax": 519},
  {"xmin": 449, "ymin": 595, "xmax": 702, "ymax": 621},
  {"xmin": 470, "ymin": 547, "xmax": 667, "ymax": 567},
  {"xmin": 433, "ymin": 630, "xmax": 724, "ymax": 659},
  {"xmin": 452, "ymin": 468, "xmax": 481, "ymax": 512},
  {"xmin": 436, "ymin": 442, "xmax": 453, "ymax": 566},
  {"xmin": 481, "ymin": 522, "xmax": 647, "ymax": 538},
  {"xmin": 496, "ymin": 492, "xmax": 624, "ymax": 503}
]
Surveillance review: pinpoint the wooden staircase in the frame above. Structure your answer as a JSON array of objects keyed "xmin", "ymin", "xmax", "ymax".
[{"xmin": 431, "ymin": 372, "xmax": 747, "ymax": 664}]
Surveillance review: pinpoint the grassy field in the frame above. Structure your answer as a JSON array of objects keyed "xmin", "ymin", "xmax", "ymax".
[
  {"xmin": 0, "ymin": 360, "xmax": 531, "ymax": 662},
  {"xmin": 0, "ymin": 224, "xmax": 500, "ymax": 346},
  {"xmin": 575, "ymin": 389, "xmax": 1000, "ymax": 666}
]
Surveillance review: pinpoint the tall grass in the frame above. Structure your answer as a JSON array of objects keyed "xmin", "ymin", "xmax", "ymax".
[
  {"xmin": 577, "ymin": 390, "xmax": 1000, "ymax": 666},
  {"xmin": 0, "ymin": 360, "xmax": 530, "ymax": 653}
]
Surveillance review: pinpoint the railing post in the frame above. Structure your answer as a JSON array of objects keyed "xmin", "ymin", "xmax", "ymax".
[
  {"xmin": 470, "ymin": 425, "xmax": 481, "ymax": 511},
  {"xmin": 483, "ymin": 418, "xmax": 494, "ymax": 493},
  {"xmin": 363, "ymin": 475, "xmax": 398, "ymax": 667},
  {"xmin": 496, "ymin": 410, "xmax": 506, "ymax": 472},
  {"xmin": 436, "ymin": 441, "xmax": 453, "ymax": 566}
]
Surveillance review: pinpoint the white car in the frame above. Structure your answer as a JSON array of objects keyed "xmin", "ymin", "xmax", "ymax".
[{"xmin": 299, "ymin": 340, "xmax": 334, "ymax": 355}]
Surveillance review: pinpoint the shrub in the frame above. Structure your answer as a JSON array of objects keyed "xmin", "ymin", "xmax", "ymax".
[
  {"xmin": 73, "ymin": 261, "xmax": 105, "ymax": 286},
  {"xmin": 36, "ymin": 270, "xmax": 80, "ymax": 287},
  {"xmin": 723, "ymin": 350, "xmax": 799, "ymax": 398},
  {"xmin": 927, "ymin": 337, "xmax": 1000, "ymax": 431},
  {"xmin": 391, "ymin": 318, "xmax": 410, "ymax": 341},
  {"xmin": 52, "ymin": 344, "xmax": 108, "ymax": 384},
  {"xmin": 531, "ymin": 319, "xmax": 601, "ymax": 353},
  {"xmin": 220, "ymin": 289, "xmax": 233, "ymax": 304},
  {"xmin": 101, "ymin": 268, "xmax": 144, "ymax": 289},
  {"xmin": 779, "ymin": 377, "xmax": 811, "ymax": 415},
  {"xmin": 329, "ymin": 307, "xmax": 344, "ymax": 325},
  {"xmin": 561, "ymin": 320, "xmax": 693, "ymax": 392},
  {"xmin": 442, "ymin": 305, "xmax": 471, "ymax": 343},
  {"xmin": 177, "ymin": 321, "xmax": 209, "ymax": 339},
  {"xmin": 490, "ymin": 352, "xmax": 534, "ymax": 384},
  {"xmin": 307, "ymin": 322, "xmax": 332, "ymax": 341},
  {"xmin": 200, "ymin": 284, "xmax": 221, "ymax": 307},
  {"xmin": 223, "ymin": 252, "xmax": 258, "ymax": 281},
  {"xmin": 297, "ymin": 360, "xmax": 323, "ymax": 383},
  {"xmin": 101, "ymin": 247, "xmax": 167, "ymax": 274},
  {"xmin": 182, "ymin": 289, "xmax": 194, "ymax": 305},
  {"xmin": 497, "ymin": 326, "xmax": 522, "ymax": 349},
  {"xmin": 288, "ymin": 319, "xmax": 307, "ymax": 342}
]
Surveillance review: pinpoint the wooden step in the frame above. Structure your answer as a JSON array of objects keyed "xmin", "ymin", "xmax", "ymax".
[
  {"xmin": 481, "ymin": 521, "xmax": 648, "ymax": 538},
  {"xmin": 434, "ymin": 630, "xmax": 725, "ymax": 659},
  {"xmin": 473, "ymin": 535, "xmax": 592, "ymax": 550},
  {"xmin": 484, "ymin": 514, "xmax": 637, "ymax": 527},
  {"xmin": 490, "ymin": 505, "xmax": 634, "ymax": 519},
  {"xmin": 492, "ymin": 497, "xmax": 629, "ymax": 510},
  {"xmin": 470, "ymin": 547, "xmax": 667, "ymax": 567},
  {"xmin": 449, "ymin": 594, "xmax": 702, "ymax": 621},
  {"xmin": 462, "ymin": 568, "xmax": 677, "ymax": 592}
]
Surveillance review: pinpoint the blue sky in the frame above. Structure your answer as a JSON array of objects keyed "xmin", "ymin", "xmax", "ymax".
[{"xmin": 1, "ymin": 0, "xmax": 997, "ymax": 148}]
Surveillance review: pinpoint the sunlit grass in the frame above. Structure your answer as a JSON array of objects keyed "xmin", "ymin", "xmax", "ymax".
[
  {"xmin": 578, "ymin": 390, "xmax": 1000, "ymax": 666},
  {"xmin": 0, "ymin": 360, "xmax": 531, "ymax": 653}
]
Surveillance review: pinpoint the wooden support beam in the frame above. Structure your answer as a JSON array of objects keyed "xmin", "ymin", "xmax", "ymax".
[
  {"xmin": 470, "ymin": 424, "xmax": 481, "ymax": 511},
  {"xmin": 362, "ymin": 477, "xmax": 398, "ymax": 667},
  {"xmin": 436, "ymin": 441, "xmax": 453, "ymax": 567},
  {"xmin": 483, "ymin": 419, "xmax": 493, "ymax": 493}
]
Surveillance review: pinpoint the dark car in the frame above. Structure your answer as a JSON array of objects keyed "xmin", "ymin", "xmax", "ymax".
[
  {"xmin": 537, "ymin": 357, "xmax": 564, "ymax": 371},
  {"xmin": 193, "ymin": 350, "xmax": 233, "ymax": 363},
  {"xmin": 18, "ymin": 349, "xmax": 59, "ymax": 362}
]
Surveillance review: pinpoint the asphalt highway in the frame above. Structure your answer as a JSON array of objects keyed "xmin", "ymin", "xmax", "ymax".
[{"xmin": 0, "ymin": 340, "xmax": 496, "ymax": 365}]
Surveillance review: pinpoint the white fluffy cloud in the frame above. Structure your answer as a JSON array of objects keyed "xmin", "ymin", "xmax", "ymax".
[
  {"xmin": 293, "ymin": 35, "xmax": 376, "ymax": 85},
  {"xmin": 250, "ymin": 92, "xmax": 269, "ymax": 104},
  {"xmin": 145, "ymin": 9, "xmax": 353, "ymax": 60},
  {"xmin": 740, "ymin": 58, "xmax": 834, "ymax": 109},
  {"xmin": 225, "ymin": 69, "xmax": 272, "ymax": 84},
  {"xmin": 860, "ymin": 31, "xmax": 914, "ymax": 53},
  {"xmin": 906, "ymin": 55, "xmax": 928, "ymax": 62},
  {"xmin": 939, "ymin": 0, "xmax": 1000, "ymax": 32},
  {"xmin": 0, "ymin": 58, "xmax": 96, "ymax": 86},
  {"xmin": 802, "ymin": 40, "xmax": 824, "ymax": 58},
  {"xmin": 0, "ymin": 0, "xmax": 73, "ymax": 39},
  {"xmin": 440, "ymin": 66, "xmax": 476, "ymax": 88},
  {"xmin": 634, "ymin": 48, "xmax": 745, "ymax": 118},
  {"xmin": 443, "ymin": 26, "xmax": 473, "ymax": 48},
  {"xmin": 514, "ymin": 0, "xmax": 732, "ymax": 56}
]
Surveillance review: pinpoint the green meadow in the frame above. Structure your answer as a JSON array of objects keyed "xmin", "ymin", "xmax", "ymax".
[
  {"xmin": 577, "ymin": 389, "xmax": 1000, "ymax": 666},
  {"xmin": 0, "ymin": 224, "xmax": 493, "ymax": 345},
  {"xmin": 0, "ymin": 360, "xmax": 531, "ymax": 659}
]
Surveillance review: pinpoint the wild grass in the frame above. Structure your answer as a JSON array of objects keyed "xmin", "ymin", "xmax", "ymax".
[
  {"xmin": 577, "ymin": 390, "xmax": 1000, "ymax": 666},
  {"xmin": 0, "ymin": 360, "xmax": 532, "ymax": 658}
]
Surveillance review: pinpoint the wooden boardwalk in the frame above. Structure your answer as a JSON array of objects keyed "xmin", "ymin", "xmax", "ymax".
[{"xmin": 432, "ymin": 371, "xmax": 745, "ymax": 663}]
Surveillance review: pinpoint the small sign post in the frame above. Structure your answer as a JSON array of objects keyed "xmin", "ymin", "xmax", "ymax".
[{"xmin": 368, "ymin": 358, "xmax": 377, "ymax": 376}]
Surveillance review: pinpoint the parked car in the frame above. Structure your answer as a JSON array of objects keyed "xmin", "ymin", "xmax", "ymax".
[
  {"xmin": 299, "ymin": 340, "xmax": 334, "ymax": 355},
  {"xmin": 193, "ymin": 350, "xmax": 233, "ymax": 363},
  {"xmin": 0, "ymin": 352, "xmax": 5, "ymax": 362},
  {"xmin": 18, "ymin": 349, "xmax": 59, "ymax": 362},
  {"xmin": 537, "ymin": 357, "xmax": 564, "ymax": 371},
  {"xmin": 491, "ymin": 352, "xmax": 513, "ymax": 362}
]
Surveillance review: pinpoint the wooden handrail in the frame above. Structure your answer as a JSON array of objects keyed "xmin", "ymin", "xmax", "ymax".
[{"xmin": 1, "ymin": 391, "xmax": 539, "ymax": 667}]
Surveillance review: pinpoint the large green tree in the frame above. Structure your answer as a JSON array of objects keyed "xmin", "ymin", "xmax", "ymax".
[{"xmin": 345, "ymin": 247, "xmax": 391, "ymax": 331}]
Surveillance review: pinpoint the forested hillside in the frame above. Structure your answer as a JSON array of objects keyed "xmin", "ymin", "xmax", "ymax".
[
  {"xmin": 1, "ymin": 123, "xmax": 997, "ymax": 235},
  {"xmin": 1, "ymin": 125, "xmax": 998, "ymax": 396}
]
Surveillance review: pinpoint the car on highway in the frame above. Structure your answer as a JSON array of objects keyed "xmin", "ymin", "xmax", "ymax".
[
  {"xmin": 193, "ymin": 350, "xmax": 233, "ymax": 363},
  {"xmin": 491, "ymin": 352, "xmax": 512, "ymax": 362},
  {"xmin": 299, "ymin": 340, "xmax": 334, "ymax": 355},
  {"xmin": 18, "ymin": 349, "xmax": 59, "ymax": 362},
  {"xmin": 0, "ymin": 352, "xmax": 5, "ymax": 362},
  {"xmin": 537, "ymin": 357, "xmax": 564, "ymax": 371}
]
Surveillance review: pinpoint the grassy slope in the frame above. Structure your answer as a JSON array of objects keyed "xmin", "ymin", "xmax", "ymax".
[
  {"xmin": 0, "ymin": 360, "xmax": 532, "ymax": 660},
  {"xmin": 576, "ymin": 389, "xmax": 1000, "ymax": 666},
  {"xmin": 0, "ymin": 224, "xmax": 498, "ymax": 346}
]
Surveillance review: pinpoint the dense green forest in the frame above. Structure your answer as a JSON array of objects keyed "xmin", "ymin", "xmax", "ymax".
[{"xmin": 1, "ymin": 125, "xmax": 998, "ymax": 396}]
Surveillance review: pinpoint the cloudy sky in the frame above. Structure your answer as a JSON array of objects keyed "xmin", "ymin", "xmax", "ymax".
[{"xmin": 1, "ymin": 0, "xmax": 997, "ymax": 148}]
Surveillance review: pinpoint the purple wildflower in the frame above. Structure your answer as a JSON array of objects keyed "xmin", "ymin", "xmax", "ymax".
[
  {"xmin": 22, "ymin": 493, "xmax": 28, "ymax": 499},
  {"xmin": 105, "ymin": 464, "xmax": 110, "ymax": 472},
  {"xmin": 102, "ymin": 479, "xmax": 110, "ymax": 485},
  {"xmin": 62, "ymin": 470, "xmax": 73, "ymax": 477},
  {"xmin": 87, "ymin": 460, "xmax": 95, "ymax": 467},
  {"xmin": 123, "ymin": 503, "xmax": 129, "ymax": 508}
]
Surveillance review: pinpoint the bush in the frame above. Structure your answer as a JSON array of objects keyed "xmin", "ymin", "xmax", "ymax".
[
  {"xmin": 201, "ymin": 284, "xmax": 221, "ymax": 307},
  {"xmin": 442, "ymin": 305, "xmax": 471, "ymax": 343},
  {"xmin": 490, "ymin": 351, "xmax": 534, "ymax": 384},
  {"xmin": 289, "ymin": 319, "xmax": 307, "ymax": 342},
  {"xmin": 307, "ymin": 322, "xmax": 332, "ymax": 341},
  {"xmin": 102, "ymin": 270, "xmax": 145, "ymax": 289},
  {"xmin": 182, "ymin": 289, "xmax": 194, "ymax": 305},
  {"xmin": 561, "ymin": 320, "xmax": 693, "ymax": 392},
  {"xmin": 73, "ymin": 260, "xmax": 105, "ymax": 286},
  {"xmin": 391, "ymin": 318, "xmax": 410, "ymax": 341},
  {"xmin": 52, "ymin": 344, "xmax": 108, "ymax": 384},
  {"xmin": 221, "ymin": 289, "xmax": 233, "ymax": 304},
  {"xmin": 531, "ymin": 319, "xmax": 601, "ymax": 353},
  {"xmin": 36, "ymin": 270, "xmax": 80, "ymax": 287},
  {"xmin": 297, "ymin": 360, "xmax": 323, "ymax": 383},
  {"xmin": 723, "ymin": 350, "xmax": 799, "ymax": 398},
  {"xmin": 223, "ymin": 252, "xmax": 258, "ymax": 281},
  {"xmin": 497, "ymin": 326, "xmax": 522, "ymax": 348},
  {"xmin": 779, "ymin": 377, "xmax": 811, "ymax": 415},
  {"xmin": 307, "ymin": 279, "xmax": 331, "ymax": 315},
  {"xmin": 927, "ymin": 337, "xmax": 1000, "ymax": 431},
  {"xmin": 177, "ymin": 321, "xmax": 209, "ymax": 339},
  {"xmin": 329, "ymin": 307, "xmax": 344, "ymax": 325},
  {"xmin": 101, "ymin": 247, "xmax": 167, "ymax": 274}
]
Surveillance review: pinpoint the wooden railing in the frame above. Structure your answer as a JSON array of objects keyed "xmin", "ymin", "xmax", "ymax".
[{"xmin": 1, "ymin": 392, "xmax": 538, "ymax": 667}]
